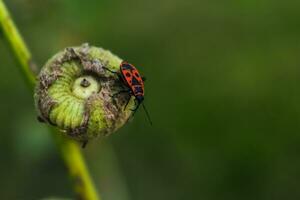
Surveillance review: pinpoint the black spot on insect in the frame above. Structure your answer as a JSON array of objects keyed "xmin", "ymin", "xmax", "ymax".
[
  {"xmin": 125, "ymin": 72, "xmax": 131, "ymax": 77},
  {"xmin": 134, "ymin": 72, "xmax": 140, "ymax": 77},
  {"xmin": 131, "ymin": 77, "xmax": 140, "ymax": 85}
]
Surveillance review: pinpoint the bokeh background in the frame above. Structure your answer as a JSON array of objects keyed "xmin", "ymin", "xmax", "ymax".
[{"xmin": 1, "ymin": 0, "xmax": 300, "ymax": 199}]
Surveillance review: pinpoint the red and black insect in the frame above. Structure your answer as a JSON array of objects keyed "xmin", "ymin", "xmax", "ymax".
[{"xmin": 104, "ymin": 61, "xmax": 152, "ymax": 125}]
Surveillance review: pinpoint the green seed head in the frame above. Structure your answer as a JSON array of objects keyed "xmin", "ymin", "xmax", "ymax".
[
  {"xmin": 73, "ymin": 76, "xmax": 99, "ymax": 99},
  {"xmin": 35, "ymin": 43, "xmax": 134, "ymax": 142}
]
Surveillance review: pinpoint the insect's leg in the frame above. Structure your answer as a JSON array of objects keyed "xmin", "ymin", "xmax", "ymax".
[
  {"xmin": 125, "ymin": 99, "xmax": 139, "ymax": 123},
  {"xmin": 37, "ymin": 115, "xmax": 57, "ymax": 126},
  {"xmin": 124, "ymin": 96, "xmax": 132, "ymax": 111},
  {"xmin": 103, "ymin": 67, "xmax": 126, "ymax": 86},
  {"xmin": 114, "ymin": 90, "xmax": 130, "ymax": 96},
  {"xmin": 37, "ymin": 116, "xmax": 45, "ymax": 123},
  {"xmin": 81, "ymin": 140, "xmax": 88, "ymax": 148},
  {"xmin": 130, "ymin": 99, "xmax": 140, "ymax": 113},
  {"xmin": 111, "ymin": 89, "xmax": 131, "ymax": 98},
  {"xmin": 102, "ymin": 66, "xmax": 118, "ymax": 74}
]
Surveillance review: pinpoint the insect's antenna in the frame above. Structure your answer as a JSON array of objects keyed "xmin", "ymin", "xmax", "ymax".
[{"xmin": 142, "ymin": 102, "xmax": 153, "ymax": 126}]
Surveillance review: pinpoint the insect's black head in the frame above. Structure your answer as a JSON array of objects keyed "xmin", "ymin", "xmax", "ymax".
[{"xmin": 136, "ymin": 95, "xmax": 144, "ymax": 103}]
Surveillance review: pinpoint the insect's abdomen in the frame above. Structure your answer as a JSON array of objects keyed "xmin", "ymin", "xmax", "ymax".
[{"xmin": 132, "ymin": 85, "xmax": 144, "ymax": 96}]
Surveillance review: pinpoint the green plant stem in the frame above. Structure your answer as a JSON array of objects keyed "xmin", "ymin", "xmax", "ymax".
[
  {"xmin": 0, "ymin": 1, "xmax": 100, "ymax": 200},
  {"xmin": 0, "ymin": 0, "xmax": 35, "ymax": 88}
]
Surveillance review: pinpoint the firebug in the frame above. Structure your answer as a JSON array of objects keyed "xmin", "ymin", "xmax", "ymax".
[{"xmin": 104, "ymin": 61, "xmax": 152, "ymax": 125}]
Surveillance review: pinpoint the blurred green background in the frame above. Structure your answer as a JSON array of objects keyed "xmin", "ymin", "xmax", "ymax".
[{"xmin": 1, "ymin": 0, "xmax": 300, "ymax": 199}]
